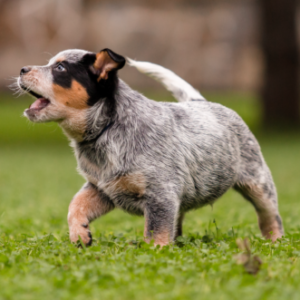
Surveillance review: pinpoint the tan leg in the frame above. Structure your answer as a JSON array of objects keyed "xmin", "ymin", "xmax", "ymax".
[
  {"xmin": 143, "ymin": 196, "xmax": 179, "ymax": 247},
  {"xmin": 144, "ymin": 220, "xmax": 170, "ymax": 247},
  {"xmin": 68, "ymin": 183, "xmax": 114, "ymax": 246},
  {"xmin": 234, "ymin": 181, "xmax": 283, "ymax": 242}
]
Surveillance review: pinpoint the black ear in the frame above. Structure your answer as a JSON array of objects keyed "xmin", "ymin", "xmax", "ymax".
[{"xmin": 91, "ymin": 48, "xmax": 125, "ymax": 81}]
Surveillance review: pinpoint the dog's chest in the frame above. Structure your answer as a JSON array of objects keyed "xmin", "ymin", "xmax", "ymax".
[
  {"xmin": 77, "ymin": 154, "xmax": 146, "ymax": 215},
  {"xmin": 77, "ymin": 155, "xmax": 101, "ymax": 186},
  {"xmin": 75, "ymin": 146, "xmax": 146, "ymax": 195}
]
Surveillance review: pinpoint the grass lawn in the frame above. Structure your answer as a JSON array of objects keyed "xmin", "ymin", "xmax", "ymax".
[{"xmin": 0, "ymin": 91, "xmax": 300, "ymax": 300}]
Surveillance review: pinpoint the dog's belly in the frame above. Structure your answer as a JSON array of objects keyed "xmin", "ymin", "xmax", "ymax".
[
  {"xmin": 178, "ymin": 136, "xmax": 240, "ymax": 211},
  {"xmin": 110, "ymin": 194, "xmax": 145, "ymax": 216},
  {"xmin": 180, "ymin": 175, "xmax": 236, "ymax": 212},
  {"xmin": 77, "ymin": 155, "xmax": 146, "ymax": 215},
  {"xmin": 100, "ymin": 173, "xmax": 147, "ymax": 215}
]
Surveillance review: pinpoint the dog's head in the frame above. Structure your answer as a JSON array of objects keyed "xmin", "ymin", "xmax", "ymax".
[{"xmin": 18, "ymin": 48, "xmax": 125, "ymax": 137}]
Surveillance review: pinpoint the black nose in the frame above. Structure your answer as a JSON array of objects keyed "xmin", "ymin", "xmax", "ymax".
[{"xmin": 20, "ymin": 67, "xmax": 31, "ymax": 75}]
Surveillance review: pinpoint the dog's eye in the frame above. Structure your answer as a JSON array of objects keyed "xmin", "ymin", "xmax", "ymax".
[{"xmin": 55, "ymin": 63, "xmax": 66, "ymax": 72}]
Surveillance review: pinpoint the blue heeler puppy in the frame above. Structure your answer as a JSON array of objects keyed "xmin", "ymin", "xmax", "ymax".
[{"xmin": 16, "ymin": 48, "xmax": 283, "ymax": 246}]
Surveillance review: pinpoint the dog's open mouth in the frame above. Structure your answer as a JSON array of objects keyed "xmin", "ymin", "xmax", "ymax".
[
  {"xmin": 29, "ymin": 98, "xmax": 50, "ymax": 111},
  {"xmin": 21, "ymin": 85, "xmax": 50, "ymax": 111}
]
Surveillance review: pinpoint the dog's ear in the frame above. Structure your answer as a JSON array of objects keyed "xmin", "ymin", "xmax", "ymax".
[{"xmin": 92, "ymin": 49, "xmax": 125, "ymax": 81}]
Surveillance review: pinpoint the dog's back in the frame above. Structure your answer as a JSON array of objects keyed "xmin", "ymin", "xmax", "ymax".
[{"xmin": 128, "ymin": 58, "xmax": 283, "ymax": 241}]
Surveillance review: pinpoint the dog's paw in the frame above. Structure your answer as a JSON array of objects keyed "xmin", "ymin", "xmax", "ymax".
[{"xmin": 69, "ymin": 223, "xmax": 93, "ymax": 246}]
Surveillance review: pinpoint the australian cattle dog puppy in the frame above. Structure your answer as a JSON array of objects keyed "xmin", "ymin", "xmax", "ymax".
[{"xmin": 16, "ymin": 48, "xmax": 283, "ymax": 246}]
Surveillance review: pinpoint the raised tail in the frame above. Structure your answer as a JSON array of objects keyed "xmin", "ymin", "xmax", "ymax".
[{"xmin": 127, "ymin": 58, "xmax": 205, "ymax": 102}]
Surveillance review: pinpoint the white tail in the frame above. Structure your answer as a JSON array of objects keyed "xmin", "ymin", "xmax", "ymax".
[{"xmin": 127, "ymin": 58, "xmax": 205, "ymax": 102}]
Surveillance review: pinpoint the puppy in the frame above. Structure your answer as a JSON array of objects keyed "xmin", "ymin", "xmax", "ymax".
[{"xmin": 17, "ymin": 48, "xmax": 283, "ymax": 246}]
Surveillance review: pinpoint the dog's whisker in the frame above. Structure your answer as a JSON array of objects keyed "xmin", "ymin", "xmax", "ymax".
[
  {"xmin": 8, "ymin": 81, "xmax": 23, "ymax": 96},
  {"xmin": 7, "ymin": 76, "xmax": 20, "ymax": 82}
]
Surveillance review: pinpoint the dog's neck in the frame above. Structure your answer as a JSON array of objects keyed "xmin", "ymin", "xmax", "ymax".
[
  {"xmin": 66, "ymin": 79, "xmax": 154, "ymax": 147},
  {"xmin": 58, "ymin": 108, "xmax": 88, "ymax": 142},
  {"xmin": 59, "ymin": 78, "xmax": 121, "ymax": 143},
  {"xmin": 79, "ymin": 80, "xmax": 136, "ymax": 143},
  {"xmin": 72, "ymin": 80, "xmax": 164, "ymax": 175}
]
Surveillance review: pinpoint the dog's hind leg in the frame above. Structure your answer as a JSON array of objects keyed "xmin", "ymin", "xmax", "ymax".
[
  {"xmin": 144, "ymin": 194, "xmax": 179, "ymax": 247},
  {"xmin": 68, "ymin": 182, "xmax": 114, "ymax": 246},
  {"xmin": 234, "ymin": 167, "xmax": 284, "ymax": 242}
]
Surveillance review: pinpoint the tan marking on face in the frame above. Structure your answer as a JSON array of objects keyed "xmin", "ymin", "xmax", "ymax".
[
  {"xmin": 53, "ymin": 80, "xmax": 89, "ymax": 110},
  {"xmin": 112, "ymin": 173, "xmax": 146, "ymax": 197}
]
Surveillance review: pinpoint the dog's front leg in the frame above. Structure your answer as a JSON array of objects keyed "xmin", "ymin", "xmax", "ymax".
[
  {"xmin": 144, "ymin": 195, "xmax": 179, "ymax": 247},
  {"xmin": 68, "ymin": 183, "xmax": 114, "ymax": 246}
]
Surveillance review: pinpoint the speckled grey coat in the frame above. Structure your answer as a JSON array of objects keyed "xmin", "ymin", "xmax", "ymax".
[
  {"xmin": 76, "ymin": 77, "xmax": 283, "ymax": 245},
  {"xmin": 17, "ymin": 49, "xmax": 283, "ymax": 246}
]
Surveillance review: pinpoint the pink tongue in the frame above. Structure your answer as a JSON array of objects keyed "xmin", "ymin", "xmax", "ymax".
[{"xmin": 29, "ymin": 98, "xmax": 50, "ymax": 110}]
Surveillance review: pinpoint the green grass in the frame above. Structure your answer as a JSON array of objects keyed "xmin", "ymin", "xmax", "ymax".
[{"xmin": 1, "ymin": 92, "xmax": 300, "ymax": 300}]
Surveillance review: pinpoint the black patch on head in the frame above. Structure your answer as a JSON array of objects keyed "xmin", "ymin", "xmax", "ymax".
[
  {"xmin": 51, "ymin": 51, "xmax": 124, "ymax": 117},
  {"xmin": 52, "ymin": 61, "xmax": 73, "ymax": 88},
  {"xmin": 81, "ymin": 53, "xmax": 98, "ymax": 66}
]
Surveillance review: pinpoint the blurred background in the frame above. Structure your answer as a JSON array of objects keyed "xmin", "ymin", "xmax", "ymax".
[
  {"xmin": 0, "ymin": 0, "xmax": 299, "ymax": 239},
  {"xmin": 1, "ymin": 0, "xmax": 262, "ymax": 91},
  {"xmin": 0, "ymin": 0, "xmax": 299, "ymax": 127}
]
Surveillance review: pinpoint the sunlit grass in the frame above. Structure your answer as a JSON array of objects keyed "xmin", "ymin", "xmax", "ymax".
[{"xmin": 0, "ymin": 92, "xmax": 300, "ymax": 299}]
